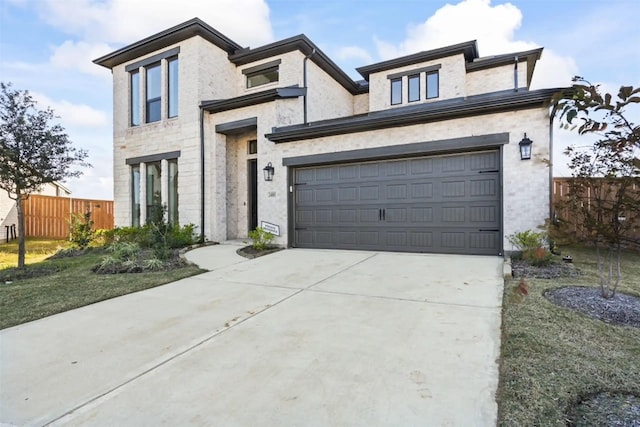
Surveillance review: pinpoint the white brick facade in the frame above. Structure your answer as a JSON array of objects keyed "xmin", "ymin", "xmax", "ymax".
[{"xmin": 96, "ymin": 18, "xmax": 554, "ymax": 256}]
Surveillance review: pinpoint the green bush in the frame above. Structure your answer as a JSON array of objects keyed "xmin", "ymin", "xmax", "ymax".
[
  {"xmin": 69, "ymin": 211, "xmax": 95, "ymax": 249},
  {"xmin": 93, "ymin": 228, "xmax": 116, "ymax": 247},
  {"xmin": 248, "ymin": 227, "xmax": 275, "ymax": 250},
  {"xmin": 508, "ymin": 229, "xmax": 552, "ymax": 266}
]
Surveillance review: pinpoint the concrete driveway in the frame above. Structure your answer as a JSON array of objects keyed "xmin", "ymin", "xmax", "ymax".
[{"xmin": 0, "ymin": 245, "xmax": 504, "ymax": 426}]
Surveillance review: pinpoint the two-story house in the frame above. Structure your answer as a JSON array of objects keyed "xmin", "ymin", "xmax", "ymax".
[{"xmin": 95, "ymin": 18, "xmax": 558, "ymax": 256}]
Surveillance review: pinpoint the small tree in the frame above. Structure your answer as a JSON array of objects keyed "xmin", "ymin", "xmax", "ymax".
[
  {"xmin": 552, "ymin": 77, "xmax": 640, "ymax": 298},
  {"xmin": 0, "ymin": 82, "xmax": 90, "ymax": 268}
]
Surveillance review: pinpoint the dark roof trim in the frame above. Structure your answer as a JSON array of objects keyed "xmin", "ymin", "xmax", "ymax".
[
  {"xmin": 125, "ymin": 150, "xmax": 181, "ymax": 165},
  {"xmin": 241, "ymin": 59, "xmax": 282, "ymax": 75},
  {"xmin": 282, "ymin": 133, "xmax": 508, "ymax": 167},
  {"xmin": 266, "ymin": 88, "xmax": 562, "ymax": 143},
  {"xmin": 124, "ymin": 47, "xmax": 180, "ymax": 72},
  {"xmin": 94, "ymin": 18, "xmax": 242, "ymax": 69},
  {"xmin": 466, "ymin": 47, "xmax": 543, "ymax": 87},
  {"xmin": 357, "ymin": 41, "xmax": 478, "ymax": 81},
  {"xmin": 387, "ymin": 64, "xmax": 442, "ymax": 80},
  {"xmin": 215, "ymin": 117, "xmax": 257, "ymax": 135},
  {"xmin": 229, "ymin": 34, "xmax": 366, "ymax": 95},
  {"xmin": 200, "ymin": 86, "xmax": 306, "ymax": 114}
]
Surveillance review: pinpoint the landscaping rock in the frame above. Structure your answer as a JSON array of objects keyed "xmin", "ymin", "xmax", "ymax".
[
  {"xmin": 568, "ymin": 392, "xmax": 640, "ymax": 426},
  {"xmin": 511, "ymin": 259, "xmax": 582, "ymax": 279},
  {"xmin": 545, "ymin": 286, "xmax": 640, "ymax": 328}
]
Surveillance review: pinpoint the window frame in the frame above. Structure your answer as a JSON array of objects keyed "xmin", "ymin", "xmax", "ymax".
[
  {"xmin": 167, "ymin": 159, "xmax": 179, "ymax": 224},
  {"xmin": 131, "ymin": 165, "xmax": 141, "ymax": 227},
  {"xmin": 145, "ymin": 161, "xmax": 162, "ymax": 223},
  {"xmin": 145, "ymin": 62, "xmax": 161, "ymax": 123},
  {"xmin": 246, "ymin": 66, "xmax": 279, "ymax": 89},
  {"xmin": 407, "ymin": 74, "xmax": 420, "ymax": 103},
  {"xmin": 426, "ymin": 70, "xmax": 439, "ymax": 99},
  {"xmin": 167, "ymin": 57, "xmax": 179, "ymax": 119},
  {"xmin": 390, "ymin": 77, "xmax": 403, "ymax": 105},
  {"xmin": 130, "ymin": 70, "xmax": 140, "ymax": 126}
]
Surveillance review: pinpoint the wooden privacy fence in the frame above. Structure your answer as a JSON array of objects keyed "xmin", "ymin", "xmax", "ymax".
[
  {"xmin": 552, "ymin": 178, "xmax": 640, "ymax": 243},
  {"xmin": 22, "ymin": 195, "xmax": 114, "ymax": 239}
]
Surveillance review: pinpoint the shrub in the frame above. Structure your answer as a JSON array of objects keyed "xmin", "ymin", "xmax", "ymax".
[
  {"xmin": 69, "ymin": 211, "xmax": 95, "ymax": 249},
  {"xmin": 93, "ymin": 228, "xmax": 116, "ymax": 247},
  {"xmin": 508, "ymin": 229, "xmax": 553, "ymax": 266},
  {"xmin": 248, "ymin": 227, "xmax": 275, "ymax": 250}
]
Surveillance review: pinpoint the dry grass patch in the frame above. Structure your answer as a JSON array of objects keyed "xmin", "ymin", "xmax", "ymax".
[
  {"xmin": 0, "ymin": 238, "xmax": 69, "ymax": 269},
  {"xmin": 498, "ymin": 246, "xmax": 640, "ymax": 426}
]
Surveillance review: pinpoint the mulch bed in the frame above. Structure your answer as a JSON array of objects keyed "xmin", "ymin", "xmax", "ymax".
[
  {"xmin": 567, "ymin": 392, "xmax": 640, "ymax": 426},
  {"xmin": 511, "ymin": 259, "xmax": 582, "ymax": 279},
  {"xmin": 236, "ymin": 245, "xmax": 283, "ymax": 259},
  {"xmin": 545, "ymin": 286, "xmax": 640, "ymax": 328}
]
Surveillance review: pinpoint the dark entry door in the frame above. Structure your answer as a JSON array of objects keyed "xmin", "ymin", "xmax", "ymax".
[
  {"xmin": 293, "ymin": 151, "xmax": 501, "ymax": 255},
  {"xmin": 248, "ymin": 159, "xmax": 258, "ymax": 231}
]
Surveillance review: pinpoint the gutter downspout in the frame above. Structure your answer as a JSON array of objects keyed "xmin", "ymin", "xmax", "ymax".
[
  {"xmin": 199, "ymin": 107, "xmax": 205, "ymax": 242},
  {"xmin": 303, "ymin": 48, "xmax": 316, "ymax": 124},
  {"xmin": 514, "ymin": 55, "xmax": 519, "ymax": 91},
  {"xmin": 549, "ymin": 108, "xmax": 555, "ymax": 222}
]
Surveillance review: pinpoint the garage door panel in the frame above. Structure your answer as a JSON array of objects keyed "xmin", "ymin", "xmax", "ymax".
[{"xmin": 293, "ymin": 151, "xmax": 501, "ymax": 255}]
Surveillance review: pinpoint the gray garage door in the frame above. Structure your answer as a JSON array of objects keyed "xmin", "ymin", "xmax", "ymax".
[{"xmin": 293, "ymin": 150, "xmax": 501, "ymax": 255}]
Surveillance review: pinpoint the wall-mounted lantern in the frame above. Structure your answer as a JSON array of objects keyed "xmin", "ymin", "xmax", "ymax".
[
  {"xmin": 519, "ymin": 133, "xmax": 533, "ymax": 160},
  {"xmin": 263, "ymin": 162, "xmax": 275, "ymax": 181}
]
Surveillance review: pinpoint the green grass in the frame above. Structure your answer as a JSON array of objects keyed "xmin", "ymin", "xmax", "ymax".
[
  {"xmin": 498, "ymin": 246, "xmax": 640, "ymax": 425},
  {"xmin": 0, "ymin": 238, "xmax": 70, "ymax": 269},
  {"xmin": 0, "ymin": 249, "xmax": 205, "ymax": 330}
]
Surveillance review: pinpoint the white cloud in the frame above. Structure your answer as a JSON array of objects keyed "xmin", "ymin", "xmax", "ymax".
[
  {"xmin": 337, "ymin": 46, "xmax": 373, "ymax": 65},
  {"xmin": 31, "ymin": 92, "xmax": 109, "ymax": 129},
  {"xmin": 50, "ymin": 40, "xmax": 113, "ymax": 78},
  {"xmin": 38, "ymin": 0, "xmax": 274, "ymax": 49},
  {"xmin": 373, "ymin": 0, "xmax": 577, "ymax": 90}
]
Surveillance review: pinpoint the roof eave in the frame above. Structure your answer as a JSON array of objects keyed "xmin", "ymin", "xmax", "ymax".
[
  {"xmin": 266, "ymin": 88, "xmax": 563, "ymax": 143},
  {"xmin": 356, "ymin": 41, "xmax": 478, "ymax": 81},
  {"xmin": 93, "ymin": 18, "xmax": 242, "ymax": 69}
]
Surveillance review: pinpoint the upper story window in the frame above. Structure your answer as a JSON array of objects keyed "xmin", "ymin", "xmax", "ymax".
[
  {"xmin": 167, "ymin": 57, "xmax": 179, "ymax": 118},
  {"xmin": 390, "ymin": 78, "xmax": 402, "ymax": 105},
  {"xmin": 426, "ymin": 71, "xmax": 439, "ymax": 99},
  {"xmin": 243, "ymin": 59, "xmax": 281, "ymax": 89},
  {"xmin": 408, "ymin": 74, "xmax": 420, "ymax": 103},
  {"xmin": 125, "ymin": 47, "xmax": 180, "ymax": 127},
  {"xmin": 387, "ymin": 64, "xmax": 441, "ymax": 106},
  {"xmin": 145, "ymin": 63, "xmax": 161, "ymax": 123},
  {"xmin": 130, "ymin": 71, "xmax": 140, "ymax": 126}
]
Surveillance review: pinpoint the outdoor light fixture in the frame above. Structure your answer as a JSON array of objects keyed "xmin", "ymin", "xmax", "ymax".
[
  {"xmin": 263, "ymin": 162, "xmax": 275, "ymax": 181},
  {"xmin": 519, "ymin": 133, "xmax": 533, "ymax": 160}
]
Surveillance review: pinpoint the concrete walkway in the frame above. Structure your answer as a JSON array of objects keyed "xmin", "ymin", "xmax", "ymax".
[{"xmin": 0, "ymin": 244, "xmax": 504, "ymax": 426}]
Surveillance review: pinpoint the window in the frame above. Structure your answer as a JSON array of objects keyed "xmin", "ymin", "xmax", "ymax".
[
  {"xmin": 246, "ymin": 66, "xmax": 279, "ymax": 88},
  {"xmin": 408, "ymin": 74, "xmax": 420, "ymax": 103},
  {"xmin": 131, "ymin": 165, "xmax": 141, "ymax": 226},
  {"xmin": 167, "ymin": 57, "xmax": 179, "ymax": 118},
  {"xmin": 248, "ymin": 140, "xmax": 257, "ymax": 155},
  {"xmin": 146, "ymin": 162, "xmax": 162, "ymax": 222},
  {"xmin": 146, "ymin": 63, "xmax": 161, "ymax": 123},
  {"xmin": 391, "ymin": 78, "xmax": 402, "ymax": 105},
  {"xmin": 426, "ymin": 71, "xmax": 439, "ymax": 99},
  {"xmin": 131, "ymin": 71, "xmax": 140, "ymax": 126},
  {"xmin": 168, "ymin": 159, "xmax": 178, "ymax": 224}
]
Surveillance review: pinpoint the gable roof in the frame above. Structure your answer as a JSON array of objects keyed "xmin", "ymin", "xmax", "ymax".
[{"xmin": 93, "ymin": 18, "xmax": 242, "ymax": 69}]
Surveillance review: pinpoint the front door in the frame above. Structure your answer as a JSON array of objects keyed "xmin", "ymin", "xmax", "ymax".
[{"xmin": 248, "ymin": 159, "xmax": 258, "ymax": 231}]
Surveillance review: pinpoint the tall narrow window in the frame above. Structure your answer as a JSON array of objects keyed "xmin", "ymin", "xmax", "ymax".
[
  {"xmin": 130, "ymin": 71, "xmax": 140, "ymax": 126},
  {"xmin": 426, "ymin": 71, "xmax": 439, "ymax": 99},
  {"xmin": 391, "ymin": 78, "xmax": 402, "ymax": 105},
  {"xmin": 408, "ymin": 74, "xmax": 420, "ymax": 102},
  {"xmin": 146, "ymin": 162, "xmax": 162, "ymax": 222},
  {"xmin": 168, "ymin": 159, "xmax": 179, "ymax": 224},
  {"xmin": 146, "ymin": 63, "xmax": 161, "ymax": 123},
  {"xmin": 167, "ymin": 57, "xmax": 179, "ymax": 118},
  {"xmin": 131, "ymin": 165, "xmax": 140, "ymax": 226}
]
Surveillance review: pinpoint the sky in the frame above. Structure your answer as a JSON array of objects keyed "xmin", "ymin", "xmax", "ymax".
[{"xmin": 1, "ymin": 0, "xmax": 639, "ymax": 200}]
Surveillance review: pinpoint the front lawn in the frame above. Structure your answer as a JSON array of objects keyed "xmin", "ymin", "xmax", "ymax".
[
  {"xmin": 498, "ymin": 246, "xmax": 640, "ymax": 425},
  {"xmin": 0, "ymin": 249, "xmax": 204, "ymax": 330},
  {"xmin": 0, "ymin": 238, "xmax": 69, "ymax": 269}
]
